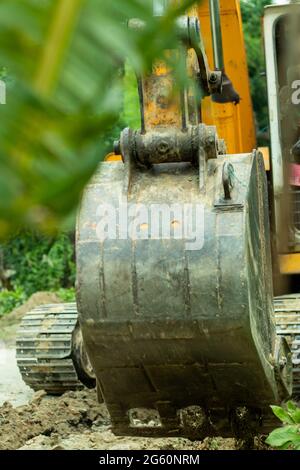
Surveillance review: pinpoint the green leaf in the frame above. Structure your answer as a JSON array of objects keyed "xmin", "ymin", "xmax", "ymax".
[
  {"xmin": 278, "ymin": 442, "xmax": 292, "ymax": 450},
  {"xmin": 287, "ymin": 401, "xmax": 298, "ymax": 413},
  {"xmin": 287, "ymin": 402, "xmax": 300, "ymax": 424},
  {"xmin": 266, "ymin": 425, "xmax": 300, "ymax": 448},
  {"xmin": 270, "ymin": 405, "xmax": 294, "ymax": 424},
  {"xmin": 291, "ymin": 410, "xmax": 300, "ymax": 425}
]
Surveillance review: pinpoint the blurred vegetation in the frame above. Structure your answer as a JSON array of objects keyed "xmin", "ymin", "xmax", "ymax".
[
  {"xmin": 1, "ymin": 232, "xmax": 75, "ymax": 294},
  {"xmin": 0, "ymin": 0, "xmax": 196, "ymax": 236},
  {"xmin": 241, "ymin": 0, "xmax": 270, "ymax": 139},
  {"xmin": 121, "ymin": 63, "xmax": 140, "ymax": 131}
]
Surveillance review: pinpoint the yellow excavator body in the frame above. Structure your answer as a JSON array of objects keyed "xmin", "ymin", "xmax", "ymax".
[{"xmin": 198, "ymin": 0, "xmax": 256, "ymax": 154}]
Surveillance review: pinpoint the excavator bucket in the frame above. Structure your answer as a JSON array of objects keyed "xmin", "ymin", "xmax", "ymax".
[
  {"xmin": 76, "ymin": 148, "xmax": 291, "ymax": 438},
  {"xmin": 76, "ymin": 6, "xmax": 292, "ymax": 439}
]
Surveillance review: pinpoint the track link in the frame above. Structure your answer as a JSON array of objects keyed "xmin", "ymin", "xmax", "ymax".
[
  {"xmin": 16, "ymin": 303, "xmax": 95, "ymax": 394},
  {"xmin": 274, "ymin": 294, "xmax": 300, "ymax": 397}
]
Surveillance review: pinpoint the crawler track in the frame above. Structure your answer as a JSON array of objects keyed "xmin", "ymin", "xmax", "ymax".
[
  {"xmin": 274, "ymin": 294, "xmax": 300, "ymax": 397},
  {"xmin": 16, "ymin": 303, "xmax": 95, "ymax": 394}
]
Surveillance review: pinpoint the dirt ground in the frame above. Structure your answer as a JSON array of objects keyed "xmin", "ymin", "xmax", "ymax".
[
  {"xmin": 0, "ymin": 293, "xmax": 267, "ymax": 451},
  {"xmin": 0, "ymin": 389, "xmax": 239, "ymax": 450}
]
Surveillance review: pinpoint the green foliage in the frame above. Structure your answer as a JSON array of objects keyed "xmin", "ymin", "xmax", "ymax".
[
  {"xmin": 0, "ymin": 231, "xmax": 76, "ymax": 315},
  {"xmin": 266, "ymin": 402, "xmax": 300, "ymax": 450},
  {"xmin": 121, "ymin": 63, "xmax": 140, "ymax": 131},
  {"xmin": 1, "ymin": 231, "xmax": 75, "ymax": 296},
  {"xmin": 241, "ymin": 0, "xmax": 271, "ymax": 138},
  {"xmin": 0, "ymin": 286, "xmax": 75, "ymax": 317},
  {"xmin": 0, "ymin": 67, "xmax": 7, "ymax": 81},
  {"xmin": 55, "ymin": 287, "xmax": 76, "ymax": 302},
  {"xmin": 0, "ymin": 287, "xmax": 26, "ymax": 317}
]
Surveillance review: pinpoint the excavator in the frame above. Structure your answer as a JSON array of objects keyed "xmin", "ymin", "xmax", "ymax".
[{"xmin": 16, "ymin": 0, "xmax": 300, "ymax": 438}]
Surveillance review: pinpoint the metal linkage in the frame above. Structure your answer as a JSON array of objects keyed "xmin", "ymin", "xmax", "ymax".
[{"xmin": 118, "ymin": 124, "xmax": 222, "ymax": 167}]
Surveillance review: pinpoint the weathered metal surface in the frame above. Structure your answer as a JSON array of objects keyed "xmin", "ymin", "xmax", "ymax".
[
  {"xmin": 76, "ymin": 148, "xmax": 292, "ymax": 438},
  {"xmin": 121, "ymin": 125, "xmax": 220, "ymax": 167},
  {"xmin": 137, "ymin": 16, "xmax": 222, "ymax": 133},
  {"xmin": 16, "ymin": 304, "xmax": 95, "ymax": 394}
]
